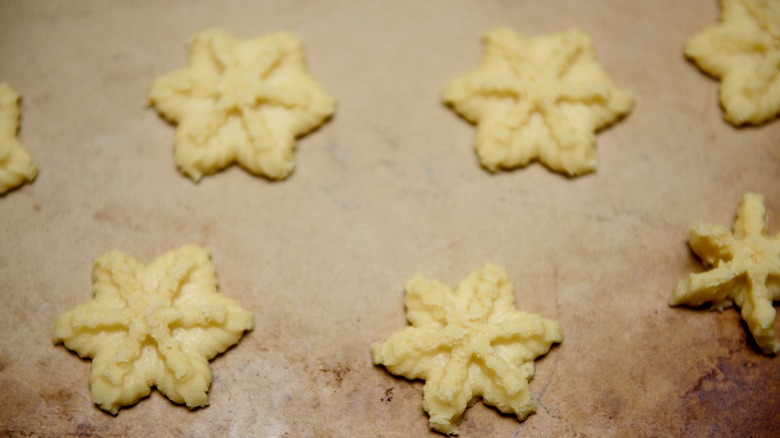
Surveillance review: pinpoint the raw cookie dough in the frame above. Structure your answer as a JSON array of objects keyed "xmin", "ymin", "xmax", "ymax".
[
  {"xmin": 685, "ymin": 0, "xmax": 780, "ymax": 125},
  {"xmin": 0, "ymin": 82, "xmax": 37, "ymax": 194},
  {"xmin": 442, "ymin": 27, "xmax": 633, "ymax": 176},
  {"xmin": 671, "ymin": 193, "xmax": 780, "ymax": 355},
  {"xmin": 371, "ymin": 263, "xmax": 562, "ymax": 435},
  {"xmin": 149, "ymin": 28, "xmax": 336, "ymax": 181},
  {"xmin": 53, "ymin": 244, "xmax": 254, "ymax": 414}
]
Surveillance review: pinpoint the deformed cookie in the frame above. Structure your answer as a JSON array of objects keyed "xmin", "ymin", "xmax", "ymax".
[
  {"xmin": 149, "ymin": 28, "xmax": 336, "ymax": 181},
  {"xmin": 371, "ymin": 263, "xmax": 562, "ymax": 435},
  {"xmin": 442, "ymin": 27, "xmax": 633, "ymax": 176},
  {"xmin": 671, "ymin": 193, "xmax": 780, "ymax": 355},
  {"xmin": 685, "ymin": 0, "xmax": 780, "ymax": 125},
  {"xmin": 0, "ymin": 82, "xmax": 37, "ymax": 195},
  {"xmin": 53, "ymin": 244, "xmax": 254, "ymax": 414}
]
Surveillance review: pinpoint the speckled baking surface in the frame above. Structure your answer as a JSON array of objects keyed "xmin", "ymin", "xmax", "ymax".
[{"xmin": 1, "ymin": 1, "xmax": 778, "ymax": 436}]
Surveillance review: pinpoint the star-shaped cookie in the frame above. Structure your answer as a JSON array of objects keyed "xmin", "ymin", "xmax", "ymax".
[
  {"xmin": 442, "ymin": 27, "xmax": 633, "ymax": 176},
  {"xmin": 371, "ymin": 264, "xmax": 562, "ymax": 434},
  {"xmin": 53, "ymin": 244, "xmax": 254, "ymax": 413},
  {"xmin": 671, "ymin": 193, "xmax": 780, "ymax": 355},
  {"xmin": 685, "ymin": 0, "xmax": 780, "ymax": 125},
  {"xmin": 149, "ymin": 28, "xmax": 336, "ymax": 181},
  {"xmin": 0, "ymin": 82, "xmax": 37, "ymax": 195}
]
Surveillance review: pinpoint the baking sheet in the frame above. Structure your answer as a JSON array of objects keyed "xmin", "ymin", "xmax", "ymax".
[{"xmin": 1, "ymin": 0, "xmax": 778, "ymax": 436}]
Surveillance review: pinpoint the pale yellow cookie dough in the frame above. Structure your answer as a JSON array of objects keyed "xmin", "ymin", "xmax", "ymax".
[
  {"xmin": 671, "ymin": 193, "xmax": 780, "ymax": 355},
  {"xmin": 685, "ymin": 0, "xmax": 780, "ymax": 125},
  {"xmin": 371, "ymin": 263, "xmax": 562, "ymax": 435},
  {"xmin": 53, "ymin": 244, "xmax": 254, "ymax": 414},
  {"xmin": 0, "ymin": 82, "xmax": 37, "ymax": 194},
  {"xmin": 149, "ymin": 28, "xmax": 336, "ymax": 181},
  {"xmin": 442, "ymin": 27, "xmax": 633, "ymax": 176}
]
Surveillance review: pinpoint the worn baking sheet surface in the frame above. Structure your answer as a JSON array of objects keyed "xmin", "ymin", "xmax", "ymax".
[{"xmin": 1, "ymin": 0, "xmax": 779, "ymax": 436}]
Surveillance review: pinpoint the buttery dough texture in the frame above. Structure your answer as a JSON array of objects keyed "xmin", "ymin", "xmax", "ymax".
[
  {"xmin": 371, "ymin": 263, "xmax": 562, "ymax": 435},
  {"xmin": 685, "ymin": 0, "xmax": 780, "ymax": 125},
  {"xmin": 53, "ymin": 244, "xmax": 254, "ymax": 414},
  {"xmin": 0, "ymin": 82, "xmax": 37, "ymax": 194},
  {"xmin": 442, "ymin": 27, "xmax": 633, "ymax": 176},
  {"xmin": 149, "ymin": 28, "xmax": 336, "ymax": 181},
  {"xmin": 671, "ymin": 193, "xmax": 780, "ymax": 355}
]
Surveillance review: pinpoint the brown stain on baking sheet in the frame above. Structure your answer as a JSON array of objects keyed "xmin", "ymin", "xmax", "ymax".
[
  {"xmin": 380, "ymin": 387, "xmax": 394, "ymax": 403},
  {"xmin": 0, "ymin": 377, "xmax": 43, "ymax": 435},
  {"xmin": 680, "ymin": 314, "xmax": 780, "ymax": 437},
  {"xmin": 319, "ymin": 363, "xmax": 352, "ymax": 386}
]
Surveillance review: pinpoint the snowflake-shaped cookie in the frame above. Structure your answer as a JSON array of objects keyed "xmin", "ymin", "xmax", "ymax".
[
  {"xmin": 442, "ymin": 27, "xmax": 633, "ymax": 176},
  {"xmin": 0, "ymin": 82, "xmax": 37, "ymax": 195},
  {"xmin": 371, "ymin": 263, "xmax": 562, "ymax": 435},
  {"xmin": 686, "ymin": 0, "xmax": 780, "ymax": 125},
  {"xmin": 671, "ymin": 193, "xmax": 780, "ymax": 355},
  {"xmin": 149, "ymin": 28, "xmax": 336, "ymax": 181},
  {"xmin": 53, "ymin": 244, "xmax": 254, "ymax": 414}
]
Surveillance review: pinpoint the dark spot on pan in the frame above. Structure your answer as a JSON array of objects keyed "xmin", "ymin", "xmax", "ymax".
[
  {"xmin": 47, "ymin": 387, "xmax": 76, "ymax": 404},
  {"xmin": 680, "ymin": 314, "xmax": 780, "ymax": 437},
  {"xmin": 0, "ymin": 377, "xmax": 43, "ymax": 424},
  {"xmin": 685, "ymin": 367, "xmax": 718, "ymax": 396},
  {"xmin": 594, "ymin": 391, "xmax": 625, "ymax": 421},
  {"xmin": 75, "ymin": 422, "xmax": 98, "ymax": 437},
  {"xmin": 381, "ymin": 387, "xmax": 394, "ymax": 403},
  {"xmin": 319, "ymin": 363, "xmax": 351, "ymax": 385},
  {"xmin": 93, "ymin": 209, "xmax": 112, "ymax": 223}
]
